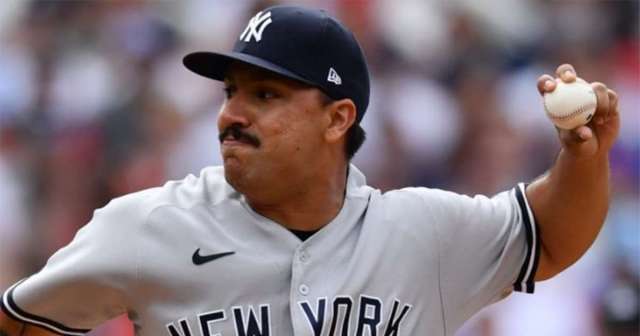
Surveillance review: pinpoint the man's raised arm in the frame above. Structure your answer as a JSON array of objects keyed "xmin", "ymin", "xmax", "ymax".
[{"xmin": 527, "ymin": 64, "xmax": 620, "ymax": 281}]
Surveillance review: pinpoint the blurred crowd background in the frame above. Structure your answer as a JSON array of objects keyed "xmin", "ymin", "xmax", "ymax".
[{"xmin": 0, "ymin": 0, "xmax": 637, "ymax": 335}]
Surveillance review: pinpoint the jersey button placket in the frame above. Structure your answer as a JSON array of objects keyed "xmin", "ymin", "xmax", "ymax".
[
  {"xmin": 299, "ymin": 250, "xmax": 310, "ymax": 263},
  {"xmin": 290, "ymin": 246, "xmax": 312, "ymax": 334},
  {"xmin": 295, "ymin": 249, "xmax": 311, "ymax": 296},
  {"xmin": 298, "ymin": 284, "xmax": 309, "ymax": 295}
]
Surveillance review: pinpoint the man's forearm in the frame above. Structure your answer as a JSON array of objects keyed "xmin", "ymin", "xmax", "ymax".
[
  {"xmin": 0, "ymin": 309, "xmax": 23, "ymax": 336},
  {"xmin": 0, "ymin": 322, "xmax": 23, "ymax": 336},
  {"xmin": 1, "ymin": 310, "xmax": 42, "ymax": 336},
  {"xmin": 527, "ymin": 149, "xmax": 610, "ymax": 280},
  {"xmin": 0, "ymin": 324, "xmax": 45, "ymax": 336},
  {"xmin": 0, "ymin": 329, "xmax": 21, "ymax": 336}
]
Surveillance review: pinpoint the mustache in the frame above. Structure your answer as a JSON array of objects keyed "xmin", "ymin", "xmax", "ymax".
[{"xmin": 219, "ymin": 125, "xmax": 261, "ymax": 147}]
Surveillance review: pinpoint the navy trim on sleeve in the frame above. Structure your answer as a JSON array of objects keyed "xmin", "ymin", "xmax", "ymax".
[
  {"xmin": 1, "ymin": 280, "xmax": 91, "ymax": 336},
  {"xmin": 513, "ymin": 183, "xmax": 541, "ymax": 294}
]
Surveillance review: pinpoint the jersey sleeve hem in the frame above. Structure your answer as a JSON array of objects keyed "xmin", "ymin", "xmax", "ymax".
[
  {"xmin": 1, "ymin": 280, "xmax": 91, "ymax": 336},
  {"xmin": 512, "ymin": 183, "xmax": 541, "ymax": 294}
]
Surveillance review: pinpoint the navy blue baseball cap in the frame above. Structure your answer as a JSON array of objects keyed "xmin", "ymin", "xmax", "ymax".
[{"xmin": 183, "ymin": 5, "xmax": 370, "ymax": 123}]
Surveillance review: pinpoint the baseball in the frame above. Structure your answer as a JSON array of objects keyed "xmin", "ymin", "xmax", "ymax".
[{"xmin": 543, "ymin": 80, "xmax": 598, "ymax": 130}]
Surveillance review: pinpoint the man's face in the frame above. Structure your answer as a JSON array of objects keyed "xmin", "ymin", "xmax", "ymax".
[{"xmin": 217, "ymin": 63, "xmax": 329, "ymax": 197}]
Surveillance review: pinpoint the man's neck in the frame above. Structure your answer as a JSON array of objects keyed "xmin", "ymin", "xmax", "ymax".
[{"xmin": 246, "ymin": 164, "xmax": 349, "ymax": 231}]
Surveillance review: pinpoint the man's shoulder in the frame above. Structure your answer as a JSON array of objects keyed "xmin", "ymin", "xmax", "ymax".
[
  {"xmin": 370, "ymin": 186, "xmax": 476, "ymax": 223},
  {"xmin": 380, "ymin": 186, "xmax": 463, "ymax": 205},
  {"xmin": 98, "ymin": 166, "xmax": 233, "ymax": 221}
]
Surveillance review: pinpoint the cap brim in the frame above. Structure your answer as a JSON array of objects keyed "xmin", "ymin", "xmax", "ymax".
[{"xmin": 183, "ymin": 51, "xmax": 313, "ymax": 86}]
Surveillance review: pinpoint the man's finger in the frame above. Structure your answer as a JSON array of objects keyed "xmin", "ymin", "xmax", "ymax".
[
  {"xmin": 591, "ymin": 82, "xmax": 610, "ymax": 124},
  {"xmin": 558, "ymin": 128, "xmax": 577, "ymax": 144},
  {"xmin": 537, "ymin": 74, "xmax": 556, "ymax": 95},
  {"xmin": 556, "ymin": 64, "xmax": 577, "ymax": 83},
  {"xmin": 559, "ymin": 125, "xmax": 592, "ymax": 144},
  {"xmin": 574, "ymin": 125, "xmax": 593, "ymax": 141},
  {"xmin": 605, "ymin": 89, "xmax": 618, "ymax": 123}
]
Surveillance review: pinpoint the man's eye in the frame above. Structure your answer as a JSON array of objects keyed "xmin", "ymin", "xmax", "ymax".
[
  {"xmin": 223, "ymin": 86, "xmax": 235, "ymax": 98},
  {"xmin": 257, "ymin": 90, "xmax": 277, "ymax": 100}
]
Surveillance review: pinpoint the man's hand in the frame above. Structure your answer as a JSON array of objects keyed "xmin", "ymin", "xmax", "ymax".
[{"xmin": 537, "ymin": 63, "xmax": 620, "ymax": 159}]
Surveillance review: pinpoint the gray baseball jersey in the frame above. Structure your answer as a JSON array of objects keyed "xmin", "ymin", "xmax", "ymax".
[{"xmin": 2, "ymin": 165, "xmax": 539, "ymax": 336}]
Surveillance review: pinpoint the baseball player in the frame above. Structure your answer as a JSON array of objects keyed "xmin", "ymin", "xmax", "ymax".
[{"xmin": 0, "ymin": 5, "xmax": 620, "ymax": 336}]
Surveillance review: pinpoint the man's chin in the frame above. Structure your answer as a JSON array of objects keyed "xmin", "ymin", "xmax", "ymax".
[{"xmin": 223, "ymin": 158, "xmax": 249, "ymax": 190}]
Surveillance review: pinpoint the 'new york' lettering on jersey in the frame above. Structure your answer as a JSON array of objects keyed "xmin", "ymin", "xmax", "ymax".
[
  {"xmin": 1, "ymin": 165, "xmax": 539, "ymax": 335},
  {"xmin": 165, "ymin": 297, "xmax": 411, "ymax": 336}
]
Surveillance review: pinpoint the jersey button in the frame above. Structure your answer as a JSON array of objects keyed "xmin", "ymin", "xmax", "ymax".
[
  {"xmin": 299, "ymin": 284, "xmax": 309, "ymax": 295},
  {"xmin": 299, "ymin": 251, "xmax": 310, "ymax": 263}
]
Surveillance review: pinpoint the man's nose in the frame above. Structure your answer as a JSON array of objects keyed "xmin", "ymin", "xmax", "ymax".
[{"xmin": 218, "ymin": 96, "xmax": 251, "ymax": 130}]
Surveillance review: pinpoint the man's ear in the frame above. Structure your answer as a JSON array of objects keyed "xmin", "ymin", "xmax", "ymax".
[{"xmin": 325, "ymin": 99, "xmax": 357, "ymax": 143}]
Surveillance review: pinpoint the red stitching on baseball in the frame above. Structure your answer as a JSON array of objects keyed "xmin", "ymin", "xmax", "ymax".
[{"xmin": 545, "ymin": 101, "xmax": 597, "ymax": 121}]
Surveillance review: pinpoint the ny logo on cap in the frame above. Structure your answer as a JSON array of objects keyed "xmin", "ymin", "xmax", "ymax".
[
  {"xmin": 327, "ymin": 67, "xmax": 342, "ymax": 85},
  {"xmin": 240, "ymin": 11, "xmax": 272, "ymax": 42}
]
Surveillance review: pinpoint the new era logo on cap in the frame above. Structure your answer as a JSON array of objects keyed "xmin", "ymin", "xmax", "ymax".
[
  {"xmin": 327, "ymin": 67, "xmax": 342, "ymax": 85},
  {"xmin": 239, "ymin": 11, "xmax": 272, "ymax": 42}
]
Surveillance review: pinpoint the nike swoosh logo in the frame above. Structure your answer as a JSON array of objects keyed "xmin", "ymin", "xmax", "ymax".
[{"xmin": 192, "ymin": 248, "xmax": 235, "ymax": 266}]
